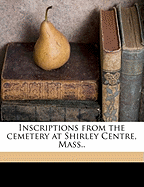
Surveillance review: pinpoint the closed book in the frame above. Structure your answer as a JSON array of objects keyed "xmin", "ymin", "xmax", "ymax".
[
  {"xmin": 136, "ymin": 3, "xmax": 144, "ymax": 121},
  {"xmin": 100, "ymin": 8, "xmax": 121, "ymax": 122},
  {"xmin": 1, "ymin": 43, "xmax": 99, "ymax": 101},
  {"xmin": 139, "ymin": 71, "xmax": 144, "ymax": 121},
  {"xmin": 135, "ymin": 3, "xmax": 144, "ymax": 45},
  {"xmin": 1, "ymin": 100, "xmax": 101, "ymax": 122},
  {"xmin": 117, "ymin": 4, "xmax": 144, "ymax": 121}
]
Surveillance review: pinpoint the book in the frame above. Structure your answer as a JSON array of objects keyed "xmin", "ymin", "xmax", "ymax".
[
  {"xmin": 135, "ymin": 3, "xmax": 144, "ymax": 45},
  {"xmin": 117, "ymin": 4, "xmax": 144, "ymax": 121},
  {"xmin": 1, "ymin": 100, "xmax": 101, "ymax": 122},
  {"xmin": 1, "ymin": 42, "xmax": 99, "ymax": 101},
  {"xmin": 139, "ymin": 71, "xmax": 144, "ymax": 121},
  {"xmin": 100, "ymin": 8, "xmax": 121, "ymax": 122},
  {"xmin": 136, "ymin": 3, "xmax": 144, "ymax": 121}
]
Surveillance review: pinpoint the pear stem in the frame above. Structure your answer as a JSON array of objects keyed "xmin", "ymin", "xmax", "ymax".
[{"xmin": 45, "ymin": 6, "xmax": 52, "ymax": 21}]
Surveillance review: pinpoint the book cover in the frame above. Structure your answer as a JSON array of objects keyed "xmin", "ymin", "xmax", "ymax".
[
  {"xmin": 117, "ymin": 4, "xmax": 144, "ymax": 121},
  {"xmin": 1, "ymin": 43, "xmax": 99, "ymax": 101},
  {"xmin": 100, "ymin": 7, "xmax": 121, "ymax": 122}
]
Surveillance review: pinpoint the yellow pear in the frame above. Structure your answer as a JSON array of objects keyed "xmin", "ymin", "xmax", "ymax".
[{"xmin": 33, "ymin": 6, "xmax": 70, "ymax": 70}]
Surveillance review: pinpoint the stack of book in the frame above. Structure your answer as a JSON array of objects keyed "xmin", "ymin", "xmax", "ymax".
[
  {"xmin": 1, "ymin": 3, "xmax": 144, "ymax": 122},
  {"xmin": 1, "ymin": 43, "xmax": 101, "ymax": 122}
]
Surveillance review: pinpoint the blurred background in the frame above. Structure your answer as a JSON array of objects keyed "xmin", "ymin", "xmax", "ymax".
[{"xmin": 0, "ymin": 0, "xmax": 143, "ymax": 71}]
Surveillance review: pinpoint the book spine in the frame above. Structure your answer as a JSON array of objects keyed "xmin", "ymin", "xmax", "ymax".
[
  {"xmin": 136, "ymin": 3, "xmax": 144, "ymax": 121},
  {"xmin": 101, "ymin": 52, "xmax": 121, "ymax": 122},
  {"xmin": 100, "ymin": 8, "xmax": 121, "ymax": 122},
  {"xmin": 139, "ymin": 73, "xmax": 144, "ymax": 121},
  {"xmin": 135, "ymin": 3, "xmax": 144, "ymax": 45},
  {"xmin": 1, "ymin": 100, "xmax": 101, "ymax": 122},
  {"xmin": 117, "ymin": 4, "xmax": 144, "ymax": 121},
  {"xmin": 119, "ymin": 51, "xmax": 143, "ymax": 121},
  {"xmin": 1, "ymin": 79, "xmax": 98, "ymax": 101}
]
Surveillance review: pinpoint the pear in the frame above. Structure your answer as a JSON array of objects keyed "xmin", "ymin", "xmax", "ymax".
[{"xmin": 33, "ymin": 6, "xmax": 70, "ymax": 70}]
